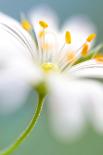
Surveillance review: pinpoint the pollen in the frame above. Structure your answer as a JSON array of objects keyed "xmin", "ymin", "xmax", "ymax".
[
  {"xmin": 39, "ymin": 21, "xmax": 48, "ymax": 29},
  {"xmin": 41, "ymin": 63, "xmax": 59, "ymax": 73},
  {"xmin": 42, "ymin": 43, "xmax": 51, "ymax": 51},
  {"xmin": 94, "ymin": 55, "xmax": 103, "ymax": 63},
  {"xmin": 66, "ymin": 51, "xmax": 76, "ymax": 62},
  {"xmin": 81, "ymin": 43, "xmax": 89, "ymax": 57},
  {"xmin": 21, "ymin": 20, "xmax": 32, "ymax": 31},
  {"xmin": 86, "ymin": 33, "xmax": 96, "ymax": 42},
  {"xmin": 65, "ymin": 31, "xmax": 71, "ymax": 44},
  {"xmin": 39, "ymin": 31, "xmax": 45, "ymax": 38}
]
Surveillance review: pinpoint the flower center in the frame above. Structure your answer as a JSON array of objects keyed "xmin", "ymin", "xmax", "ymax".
[
  {"xmin": 41, "ymin": 62, "xmax": 59, "ymax": 73},
  {"xmin": 21, "ymin": 18, "xmax": 96, "ymax": 71}
]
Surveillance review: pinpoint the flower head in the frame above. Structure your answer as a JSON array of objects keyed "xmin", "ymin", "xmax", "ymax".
[
  {"xmin": 0, "ymin": 7, "xmax": 103, "ymax": 141},
  {"xmin": 20, "ymin": 15, "xmax": 96, "ymax": 74}
]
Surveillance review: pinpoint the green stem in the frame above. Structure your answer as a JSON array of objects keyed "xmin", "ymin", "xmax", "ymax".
[{"xmin": 0, "ymin": 94, "xmax": 45, "ymax": 155}]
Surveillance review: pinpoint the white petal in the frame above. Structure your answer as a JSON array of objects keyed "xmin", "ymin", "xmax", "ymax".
[
  {"xmin": 0, "ymin": 58, "xmax": 43, "ymax": 114},
  {"xmin": 0, "ymin": 77, "xmax": 31, "ymax": 115},
  {"xmin": 47, "ymin": 74, "xmax": 103, "ymax": 141},
  {"xmin": 0, "ymin": 13, "xmax": 44, "ymax": 114},
  {"xmin": 0, "ymin": 13, "xmax": 43, "ymax": 84},
  {"xmin": 70, "ymin": 59, "xmax": 103, "ymax": 79},
  {"xmin": 0, "ymin": 13, "xmax": 37, "ymax": 59}
]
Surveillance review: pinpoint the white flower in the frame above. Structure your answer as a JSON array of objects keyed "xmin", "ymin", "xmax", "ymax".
[{"xmin": 0, "ymin": 7, "xmax": 103, "ymax": 141}]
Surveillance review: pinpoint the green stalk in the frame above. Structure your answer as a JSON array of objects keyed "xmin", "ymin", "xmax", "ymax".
[{"xmin": 0, "ymin": 94, "xmax": 45, "ymax": 155}]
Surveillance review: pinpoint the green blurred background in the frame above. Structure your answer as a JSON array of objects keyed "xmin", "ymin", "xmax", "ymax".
[{"xmin": 0, "ymin": 0, "xmax": 103, "ymax": 155}]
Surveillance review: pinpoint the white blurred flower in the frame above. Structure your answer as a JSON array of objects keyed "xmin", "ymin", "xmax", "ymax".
[{"xmin": 0, "ymin": 6, "xmax": 103, "ymax": 141}]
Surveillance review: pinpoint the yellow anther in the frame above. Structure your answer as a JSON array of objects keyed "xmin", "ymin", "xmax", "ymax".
[
  {"xmin": 65, "ymin": 31, "xmax": 71, "ymax": 44},
  {"xmin": 41, "ymin": 63, "xmax": 59, "ymax": 73},
  {"xmin": 21, "ymin": 20, "xmax": 32, "ymax": 31},
  {"xmin": 94, "ymin": 55, "xmax": 103, "ymax": 63},
  {"xmin": 39, "ymin": 20, "xmax": 48, "ymax": 28},
  {"xmin": 42, "ymin": 43, "xmax": 52, "ymax": 51},
  {"xmin": 86, "ymin": 33, "xmax": 96, "ymax": 42},
  {"xmin": 81, "ymin": 43, "xmax": 89, "ymax": 57},
  {"xmin": 66, "ymin": 51, "xmax": 76, "ymax": 62},
  {"xmin": 39, "ymin": 31, "xmax": 45, "ymax": 38}
]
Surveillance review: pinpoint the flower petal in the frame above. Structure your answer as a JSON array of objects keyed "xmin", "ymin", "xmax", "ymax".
[
  {"xmin": 0, "ymin": 13, "xmax": 44, "ymax": 114},
  {"xmin": 70, "ymin": 59, "xmax": 103, "ymax": 79},
  {"xmin": 47, "ymin": 74, "xmax": 103, "ymax": 141},
  {"xmin": 0, "ymin": 13, "xmax": 37, "ymax": 60},
  {"xmin": 0, "ymin": 13, "xmax": 43, "ymax": 84},
  {"xmin": 0, "ymin": 54, "xmax": 43, "ymax": 114},
  {"xmin": 0, "ymin": 76, "xmax": 31, "ymax": 115}
]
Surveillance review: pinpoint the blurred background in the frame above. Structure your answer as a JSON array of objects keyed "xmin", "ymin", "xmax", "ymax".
[{"xmin": 0, "ymin": 0, "xmax": 103, "ymax": 155}]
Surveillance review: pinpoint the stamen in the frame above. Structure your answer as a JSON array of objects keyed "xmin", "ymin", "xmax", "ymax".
[
  {"xmin": 86, "ymin": 33, "xmax": 96, "ymax": 42},
  {"xmin": 39, "ymin": 31, "xmax": 45, "ymax": 38},
  {"xmin": 66, "ymin": 51, "xmax": 77, "ymax": 62},
  {"xmin": 38, "ymin": 21, "xmax": 48, "ymax": 62},
  {"xmin": 20, "ymin": 14, "xmax": 39, "ymax": 49},
  {"xmin": 42, "ymin": 43, "xmax": 51, "ymax": 51},
  {"xmin": 60, "ymin": 33, "xmax": 96, "ymax": 72},
  {"xmin": 65, "ymin": 31, "xmax": 71, "ymax": 44},
  {"xmin": 21, "ymin": 20, "xmax": 32, "ymax": 31},
  {"xmin": 56, "ymin": 31, "xmax": 72, "ymax": 63},
  {"xmin": 39, "ymin": 21, "xmax": 48, "ymax": 29},
  {"xmin": 81, "ymin": 43, "xmax": 89, "ymax": 57}
]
